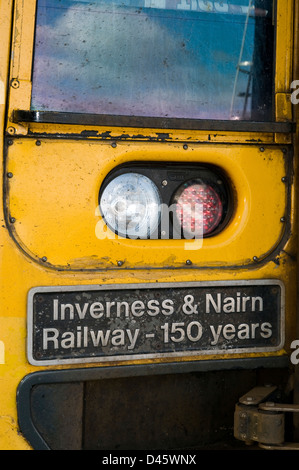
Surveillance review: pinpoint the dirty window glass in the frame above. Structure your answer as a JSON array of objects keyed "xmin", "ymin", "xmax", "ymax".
[{"xmin": 31, "ymin": 0, "xmax": 274, "ymax": 121}]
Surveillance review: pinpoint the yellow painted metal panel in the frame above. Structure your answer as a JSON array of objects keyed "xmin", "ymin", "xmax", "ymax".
[
  {"xmin": 276, "ymin": 0, "xmax": 294, "ymax": 93},
  {"xmin": 5, "ymin": 139, "xmax": 289, "ymax": 270},
  {"xmin": 6, "ymin": 0, "xmax": 36, "ymax": 135},
  {"xmin": 276, "ymin": 93, "xmax": 293, "ymax": 122},
  {"xmin": 0, "ymin": 0, "xmax": 298, "ymax": 450},
  {"xmin": 0, "ymin": 0, "xmax": 31, "ymax": 451}
]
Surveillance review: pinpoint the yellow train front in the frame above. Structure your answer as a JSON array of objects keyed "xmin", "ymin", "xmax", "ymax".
[{"xmin": 1, "ymin": 0, "xmax": 299, "ymax": 450}]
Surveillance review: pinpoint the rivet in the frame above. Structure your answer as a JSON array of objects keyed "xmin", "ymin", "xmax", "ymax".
[
  {"xmin": 161, "ymin": 179, "xmax": 168, "ymax": 186},
  {"xmin": 36, "ymin": 140, "xmax": 41, "ymax": 146},
  {"xmin": 183, "ymin": 144, "xmax": 188, "ymax": 150},
  {"xmin": 117, "ymin": 260, "xmax": 123, "ymax": 266},
  {"xmin": 253, "ymin": 256, "xmax": 258, "ymax": 262},
  {"xmin": 281, "ymin": 177, "xmax": 287, "ymax": 183},
  {"xmin": 11, "ymin": 79, "xmax": 19, "ymax": 89},
  {"xmin": 186, "ymin": 259, "xmax": 192, "ymax": 265},
  {"xmin": 111, "ymin": 141, "xmax": 117, "ymax": 148},
  {"xmin": 7, "ymin": 127, "xmax": 15, "ymax": 135},
  {"xmin": 7, "ymin": 172, "xmax": 13, "ymax": 178},
  {"xmin": 260, "ymin": 147, "xmax": 265, "ymax": 152},
  {"xmin": 280, "ymin": 217, "xmax": 286, "ymax": 223},
  {"xmin": 41, "ymin": 256, "xmax": 47, "ymax": 262},
  {"xmin": 10, "ymin": 217, "xmax": 16, "ymax": 224}
]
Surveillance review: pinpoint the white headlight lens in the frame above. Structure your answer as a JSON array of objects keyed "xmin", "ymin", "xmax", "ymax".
[{"xmin": 100, "ymin": 173, "xmax": 161, "ymax": 238}]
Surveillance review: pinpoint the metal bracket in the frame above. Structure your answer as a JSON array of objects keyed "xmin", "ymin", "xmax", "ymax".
[{"xmin": 234, "ymin": 386, "xmax": 299, "ymax": 450}]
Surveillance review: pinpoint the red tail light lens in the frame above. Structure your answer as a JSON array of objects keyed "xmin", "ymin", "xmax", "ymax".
[{"xmin": 173, "ymin": 181, "xmax": 224, "ymax": 238}]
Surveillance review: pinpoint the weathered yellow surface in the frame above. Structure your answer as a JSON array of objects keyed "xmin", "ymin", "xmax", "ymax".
[
  {"xmin": 0, "ymin": 0, "xmax": 298, "ymax": 450},
  {"xmin": 6, "ymin": 140, "xmax": 289, "ymax": 269}
]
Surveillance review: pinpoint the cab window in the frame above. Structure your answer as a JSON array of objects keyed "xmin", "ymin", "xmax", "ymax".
[{"xmin": 31, "ymin": 0, "xmax": 274, "ymax": 121}]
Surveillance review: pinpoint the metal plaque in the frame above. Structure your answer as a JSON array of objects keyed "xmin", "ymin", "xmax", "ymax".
[{"xmin": 27, "ymin": 280, "xmax": 284, "ymax": 365}]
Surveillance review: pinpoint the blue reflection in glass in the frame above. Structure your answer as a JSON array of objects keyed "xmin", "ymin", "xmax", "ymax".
[{"xmin": 31, "ymin": 0, "xmax": 273, "ymax": 121}]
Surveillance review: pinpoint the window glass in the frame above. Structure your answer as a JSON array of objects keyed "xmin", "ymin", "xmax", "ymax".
[{"xmin": 31, "ymin": 0, "xmax": 274, "ymax": 121}]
